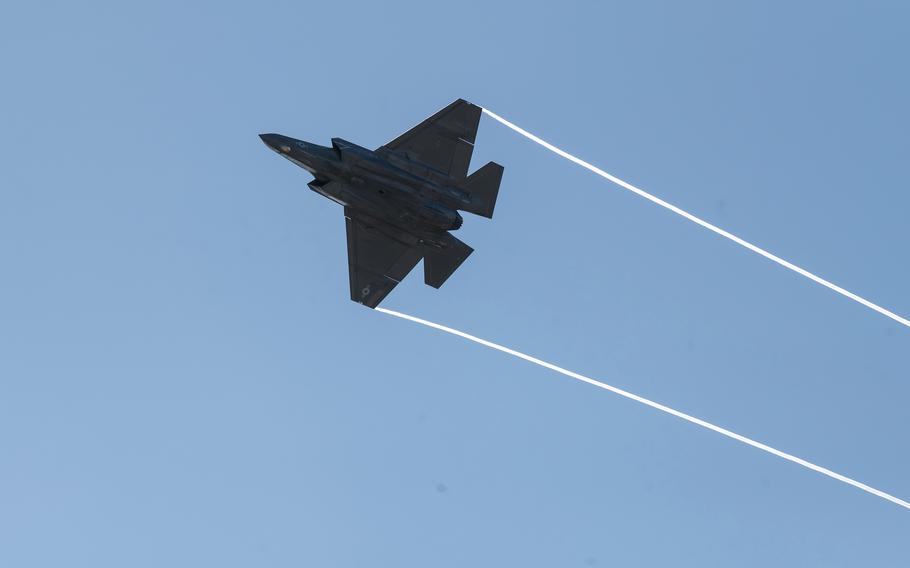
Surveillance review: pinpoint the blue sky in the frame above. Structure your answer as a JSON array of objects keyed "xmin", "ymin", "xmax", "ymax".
[{"xmin": 2, "ymin": 1, "xmax": 908, "ymax": 566}]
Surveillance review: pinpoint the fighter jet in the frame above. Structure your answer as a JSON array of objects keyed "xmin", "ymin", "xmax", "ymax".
[{"xmin": 260, "ymin": 99, "xmax": 504, "ymax": 308}]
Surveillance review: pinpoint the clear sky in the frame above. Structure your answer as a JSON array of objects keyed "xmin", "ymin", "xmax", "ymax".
[{"xmin": 2, "ymin": 1, "xmax": 908, "ymax": 566}]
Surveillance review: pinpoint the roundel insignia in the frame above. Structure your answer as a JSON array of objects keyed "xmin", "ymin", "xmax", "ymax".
[{"xmin": 361, "ymin": 285, "xmax": 371, "ymax": 297}]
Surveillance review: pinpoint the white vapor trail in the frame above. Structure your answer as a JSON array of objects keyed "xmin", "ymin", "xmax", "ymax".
[
  {"xmin": 481, "ymin": 108, "xmax": 910, "ymax": 330},
  {"xmin": 376, "ymin": 307, "xmax": 910, "ymax": 511}
]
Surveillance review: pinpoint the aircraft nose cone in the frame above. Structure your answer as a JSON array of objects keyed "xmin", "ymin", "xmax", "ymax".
[
  {"xmin": 259, "ymin": 133, "xmax": 277, "ymax": 147},
  {"xmin": 259, "ymin": 133, "xmax": 292, "ymax": 154}
]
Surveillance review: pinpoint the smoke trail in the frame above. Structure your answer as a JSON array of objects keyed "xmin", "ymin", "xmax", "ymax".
[
  {"xmin": 481, "ymin": 108, "xmax": 910, "ymax": 330},
  {"xmin": 376, "ymin": 307, "xmax": 910, "ymax": 511}
]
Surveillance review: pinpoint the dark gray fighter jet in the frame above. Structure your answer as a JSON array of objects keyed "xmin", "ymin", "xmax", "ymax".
[{"xmin": 260, "ymin": 99, "xmax": 504, "ymax": 308}]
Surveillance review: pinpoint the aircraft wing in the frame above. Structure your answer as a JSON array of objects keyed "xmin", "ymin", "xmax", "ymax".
[
  {"xmin": 379, "ymin": 99, "xmax": 482, "ymax": 179},
  {"xmin": 344, "ymin": 208, "xmax": 422, "ymax": 308}
]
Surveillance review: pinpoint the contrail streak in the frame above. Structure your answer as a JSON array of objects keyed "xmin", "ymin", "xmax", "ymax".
[
  {"xmin": 377, "ymin": 306, "xmax": 910, "ymax": 511},
  {"xmin": 481, "ymin": 107, "xmax": 910, "ymax": 330}
]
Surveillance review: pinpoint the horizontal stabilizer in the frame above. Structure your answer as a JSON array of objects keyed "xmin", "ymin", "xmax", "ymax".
[
  {"xmin": 458, "ymin": 161, "xmax": 504, "ymax": 219},
  {"xmin": 424, "ymin": 236, "xmax": 473, "ymax": 289}
]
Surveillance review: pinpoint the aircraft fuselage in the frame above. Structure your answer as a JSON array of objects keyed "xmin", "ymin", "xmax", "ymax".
[{"xmin": 260, "ymin": 133, "xmax": 469, "ymax": 241}]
